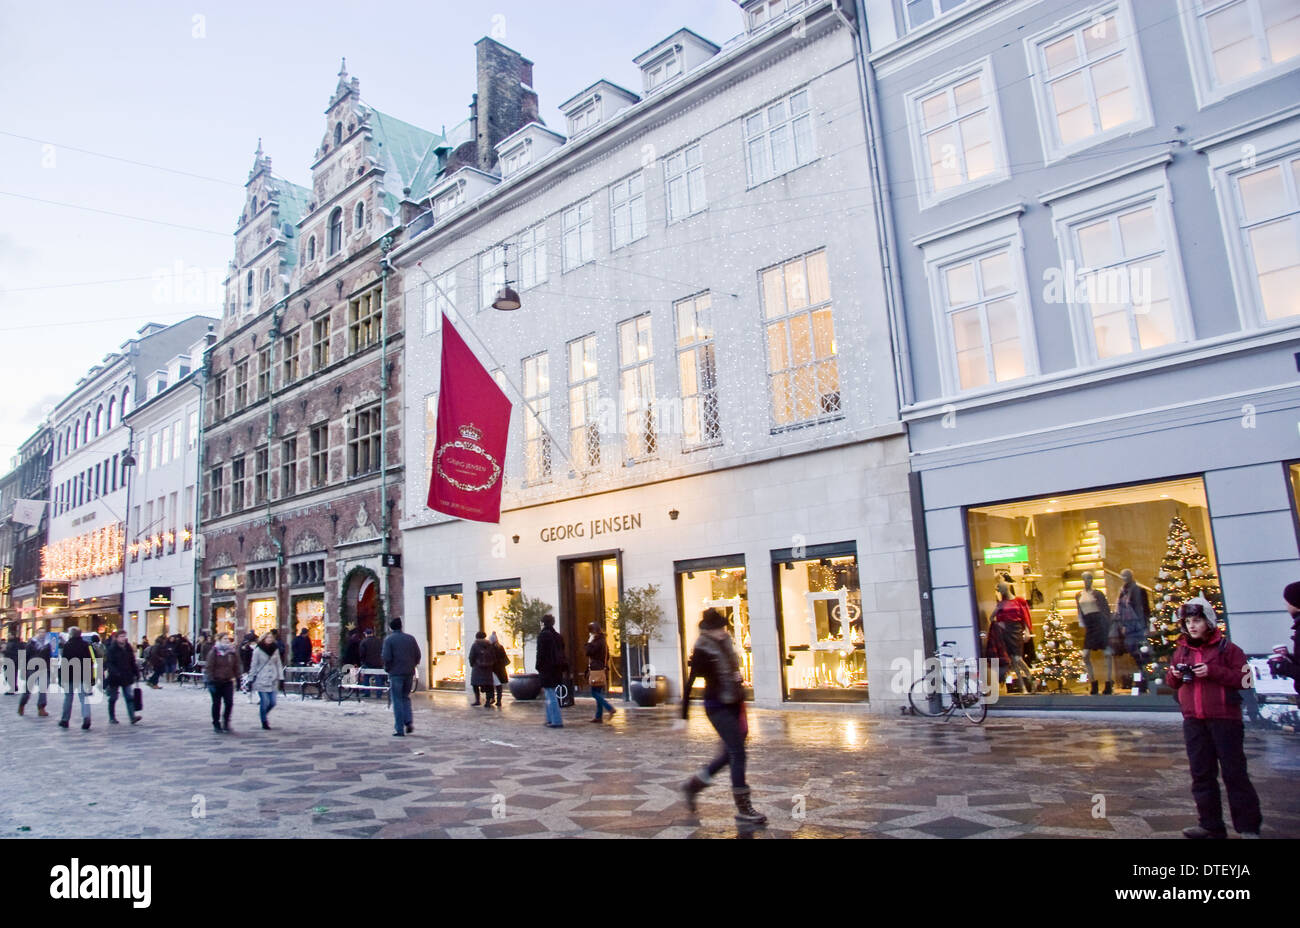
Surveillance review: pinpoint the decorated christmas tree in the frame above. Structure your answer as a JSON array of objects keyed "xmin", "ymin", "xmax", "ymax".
[
  {"xmin": 1145, "ymin": 515, "xmax": 1225, "ymax": 681},
  {"xmin": 1035, "ymin": 607, "xmax": 1087, "ymax": 693}
]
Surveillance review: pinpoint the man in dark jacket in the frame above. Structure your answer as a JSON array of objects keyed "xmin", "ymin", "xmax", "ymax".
[
  {"xmin": 204, "ymin": 634, "xmax": 243, "ymax": 732},
  {"xmin": 342, "ymin": 629, "xmax": 362, "ymax": 667},
  {"xmin": 535, "ymin": 614, "xmax": 566, "ymax": 729},
  {"xmin": 358, "ymin": 628, "xmax": 384, "ymax": 693},
  {"xmin": 381, "ymin": 618, "xmax": 422, "ymax": 736},
  {"xmin": 17, "ymin": 634, "xmax": 50, "ymax": 717},
  {"xmin": 238, "ymin": 632, "xmax": 257, "ymax": 674},
  {"xmin": 3, "ymin": 627, "xmax": 21, "ymax": 694},
  {"xmin": 291, "ymin": 627, "xmax": 312, "ymax": 666},
  {"xmin": 59, "ymin": 627, "xmax": 95, "ymax": 730},
  {"xmin": 104, "ymin": 631, "xmax": 140, "ymax": 725}
]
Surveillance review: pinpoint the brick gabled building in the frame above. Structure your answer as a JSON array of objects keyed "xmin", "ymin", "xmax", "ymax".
[{"xmin": 200, "ymin": 45, "xmax": 538, "ymax": 656}]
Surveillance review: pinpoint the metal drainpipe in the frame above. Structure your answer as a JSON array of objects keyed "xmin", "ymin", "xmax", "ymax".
[
  {"xmin": 267, "ymin": 302, "xmax": 286, "ymax": 634},
  {"xmin": 378, "ymin": 236, "xmax": 393, "ymax": 626}
]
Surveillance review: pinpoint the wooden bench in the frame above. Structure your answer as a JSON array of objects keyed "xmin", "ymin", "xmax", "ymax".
[{"xmin": 338, "ymin": 668, "xmax": 390, "ymax": 705}]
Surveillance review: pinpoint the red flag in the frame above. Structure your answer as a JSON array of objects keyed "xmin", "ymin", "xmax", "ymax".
[{"xmin": 427, "ymin": 313, "xmax": 512, "ymax": 522}]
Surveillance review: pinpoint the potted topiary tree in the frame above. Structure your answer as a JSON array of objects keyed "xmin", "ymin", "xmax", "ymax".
[
  {"xmin": 610, "ymin": 583, "xmax": 670, "ymax": 706},
  {"xmin": 500, "ymin": 592, "xmax": 551, "ymax": 701}
]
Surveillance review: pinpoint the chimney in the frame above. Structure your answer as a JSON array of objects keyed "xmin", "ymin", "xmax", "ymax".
[{"xmin": 474, "ymin": 38, "xmax": 541, "ymax": 173}]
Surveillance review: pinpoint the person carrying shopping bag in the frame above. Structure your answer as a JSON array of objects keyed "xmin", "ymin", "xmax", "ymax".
[
  {"xmin": 247, "ymin": 632, "xmax": 284, "ymax": 730},
  {"xmin": 586, "ymin": 622, "xmax": 617, "ymax": 723}
]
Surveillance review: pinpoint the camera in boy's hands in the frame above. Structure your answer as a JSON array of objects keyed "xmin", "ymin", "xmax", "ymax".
[{"xmin": 1175, "ymin": 663, "xmax": 1195, "ymax": 684}]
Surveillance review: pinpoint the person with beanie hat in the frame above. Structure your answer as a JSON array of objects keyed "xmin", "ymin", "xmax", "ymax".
[
  {"xmin": 1266, "ymin": 581, "xmax": 1300, "ymax": 696},
  {"xmin": 679, "ymin": 608, "xmax": 766, "ymax": 827},
  {"xmin": 1165, "ymin": 597, "xmax": 1261, "ymax": 839}
]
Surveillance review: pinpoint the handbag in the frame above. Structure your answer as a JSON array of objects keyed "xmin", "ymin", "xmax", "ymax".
[
  {"xmin": 132, "ymin": 686, "xmax": 143, "ymax": 713},
  {"xmin": 588, "ymin": 669, "xmax": 607, "ymax": 688}
]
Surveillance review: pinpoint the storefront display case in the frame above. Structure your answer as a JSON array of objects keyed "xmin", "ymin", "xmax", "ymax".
[
  {"xmin": 676, "ymin": 557, "xmax": 752, "ymax": 699},
  {"xmin": 426, "ymin": 585, "xmax": 466, "ymax": 689},
  {"xmin": 480, "ymin": 583, "xmax": 524, "ymax": 672},
  {"xmin": 292, "ymin": 595, "xmax": 325, "ymax": 660},
  {"xmin": 773, "ymin": 543, "xmax": 866, "ymax": 702}
]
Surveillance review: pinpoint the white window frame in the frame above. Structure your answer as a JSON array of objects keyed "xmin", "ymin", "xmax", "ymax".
[
  {"xmin": 674, "ymin": 291, "xmax": 722, "ymax": 450},
  {"xmin": 522, "ymin": 352, "xmax": 552, "ymax": 485},
  {"xmin": 748, "ymin": 0, "xmax": 809, "ymax": 32},
  {"xmin": 562, "ymin": 199, "xmax": 595, "ymax": 272},
  {"xmin": 433, "ymin": 182, "xmax": 465, "ymax": 220},
  {"xmin": 618, "ymin": 314, "xmax": 657, "ymax": 462},
  {"xmin": 905, "ymin": 57, "xmax": 1009, "ymax": 210},
  {"xmin": 567, "ymin": 334, "xmax": 601, "ymax": 472},
  {"xmin": 568, "ymin": 100, "xmax": 599, "ymax": 137},
  {"xmin": 516, "ymin": 224, "xmax": 548, "ymax": 290},
  {"xmin": 743, "ymin": 87, "xmax": 818, "ymax": 188},
  {"xmin": 610, "ymin": 173, "xmax": 647, "ymax": 251},
  {"xmin": 501, "ymin": 142, "xmax": 532, "ymax": 177},
  {"xmin": 479, "ymin": 245, "xmax": 506, "ymax": 310},
  {"xmin": 921, "ymin": 214, "xmax": 1039, "ymax": 397},
  {"xmin": 904, "ymin": 0, "xmax": 973, "ymax": 32},
  {"xmin": 1048, "ymin": 165, "xmax": 1194, "ymax": 365},
  {"xmin": 644, "ymin": 50, "xmax": 682, "ymax": 92},
  {"xmin": 422, "ymin": 270, "xmax": 456, "ymax": 335},
  {"xmin": 759, "ymin": 248, "xmax": 843, "ymax": 430},
  {"xmin": 1178, "ymin": 0, "xmax": 1300, "ymax": 109},
  {"xmin": 665, "ymin": 142, "xmax": 707, "ymax": 224},
  {"xmin": 1023, "ymin": 0, "xmax": 1153, "ymax": 164},
  {"xmin": 1201, "ymin": 120, "xmax": 1300, "ymax": 330}
]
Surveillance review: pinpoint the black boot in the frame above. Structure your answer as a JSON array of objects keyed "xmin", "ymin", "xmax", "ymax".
[
  {"xmin": 495, "ymin": 686, "xmax": 503, "ymax": 706},
  {"xmin": 1089, "ymin": 680, "xmax": 1099, "ymax": 696},
  {"xmin": 681, "ymin": 771, "xmax": 710, "ymax": 814},
  {"xmin": 1103, "ymin": 681, "xmax": 1114, "ymax": 695},
  {"xmin": 732, "ymin": 788, "xmax": 767, "ymax": 826}
]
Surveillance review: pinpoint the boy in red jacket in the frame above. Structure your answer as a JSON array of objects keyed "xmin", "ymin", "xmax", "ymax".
[{"xmin": 1165, "ymin": 597, "xmax": 1261, "ymax": 839}]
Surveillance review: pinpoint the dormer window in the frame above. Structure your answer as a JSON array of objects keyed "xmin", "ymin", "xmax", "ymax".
[
  {"xmin": 569, "ymin": 101, "xmax": 599, "ymax": 136},
  {"xmin": 501, "ymin": 143, "xmax": 532, "ymax": 177},
  {"xmin": 748, "ymin": 0, "xmax": 808, "ymax": 30},
  {"xmin": 645, "ymin": 52, "xmax": 681, "ymax": 91},
  {"xmin": 434, "ymin": 183, "xmax": 466, "ymax": 219}
]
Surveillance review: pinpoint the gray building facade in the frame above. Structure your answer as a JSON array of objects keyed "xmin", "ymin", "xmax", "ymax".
[{"xmin": 860, "ymin": 0, "xmax": 1300, "ymax": 703}]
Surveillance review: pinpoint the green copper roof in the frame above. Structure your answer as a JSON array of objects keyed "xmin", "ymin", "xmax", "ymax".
[{"xmin": 367, "ymin": 108, "xmax": 444, "ymax": 191}]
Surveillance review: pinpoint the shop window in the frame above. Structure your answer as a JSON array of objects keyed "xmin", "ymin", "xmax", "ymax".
[
  {"xmin": 966, "ymin": 477, "xmax": 1222, "ymax": 699},
  {"xmin": 250, "ymin": 598, "xmax": 277, "ymax": 637},
  {"xmin": 213, "ymin": 603, "xmax": 236, "ymax": 637},
  {"xmin": 426, "ymin": 587, "xmax": 465, "ymax": 689},
  {"xmin": 774, "ymin": 547, "xmax": 864, "ymax": 700},
  {"xmin": 677, "ymin": 559, "xmax": 751, "ymax": 698},
  {"xmin": 479, "ymin": 582, "xmax": 524, "ymax": 673},
  {"xmin": 292, "ymin": 595, "xmax": 325, "ymax": 660},
  {"xmin": 1290, "ymin": 462, "xmax": 1300, "ymax": 534},
  {"xmin": 348, "ymin": 291, "xmax": 382, "ymax": 354}
]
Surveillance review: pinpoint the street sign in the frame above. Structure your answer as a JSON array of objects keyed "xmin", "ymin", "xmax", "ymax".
[
  {"xmin": 149, "ymin": 586, "xmax": 173, "ymax": 606},
  {"xmin": 39, "ymin": 581, "xmax": 70, "ymax": 609}
]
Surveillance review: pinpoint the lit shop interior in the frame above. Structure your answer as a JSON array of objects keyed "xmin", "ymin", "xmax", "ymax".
[
  {"xmin": 480, "ymin": 580, "xmax": 524, "ymax": 673},
  {"xmin": 676, "ymin": 558, "xmax": 753, "ymax": 698},
  {"xmin": 291, "ymin": 594, "xmax": 325, "ymax": 658},
  {"xmin": 426, "ymin": 585, "xmax": 466, "ymax": 689},
  {"xmin": 966, "ymin": 477, "xmax": 1221, "ymax": 699},
  {"xmin": 773, "ymin": 544, "xmax": 866, "ymax": 702}
]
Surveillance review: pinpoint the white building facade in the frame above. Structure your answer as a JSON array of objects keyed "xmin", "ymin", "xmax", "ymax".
[
  {"xmin": 394, "ymin": 0, "xmax": 925, "ymax": 710},
  {"xmin": 122, "ymin": 332, "xmax": 211, "ymax": 642}
]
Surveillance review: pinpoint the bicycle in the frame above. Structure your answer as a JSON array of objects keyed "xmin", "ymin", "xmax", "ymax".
[{"xmin": 907, "ymin": 641, "xmax": 987, "ymax": 724}]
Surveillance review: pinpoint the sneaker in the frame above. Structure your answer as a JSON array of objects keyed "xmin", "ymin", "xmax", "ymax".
[
  {"xmin": 213, "ymin": 722, "xmax": 223, "ymax": 733},
  {"xmin": 405, "ymin": 724, "xmax": 413, "ymax": 734},
  {"xmin": 590, "ymin": 717, "xmax": 603, "ymax": 724},
  {"xmin": 392, "ymin": 731, "xmax": 405, "ymax": 737},
  {"xmin": 58, "ymin": 720, "xmax": 69, "ymax": 729},
  {"xmin": 131, "ymin": 717, "xmax": 141, "ymax": 725},
  {"xmin": 110, "ymin": 718, "xmax": 120, "ymax": 725},
  {"xmin": 1183, "ymin": 825, "xmax": 1227, "ymax": 839},
  {"xmin": 81, "ymin": 719, "xmax": 91, "ymax": 731}
]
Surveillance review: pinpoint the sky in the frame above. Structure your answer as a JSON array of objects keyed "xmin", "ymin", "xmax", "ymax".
[{"xmin": 0, "ymin": 0, "xmax": 743, "ymax": 469}]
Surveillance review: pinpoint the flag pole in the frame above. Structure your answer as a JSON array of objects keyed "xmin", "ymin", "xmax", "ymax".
[{"xmin": 414, "ymin": 261, "xmax": 580, "ymax": 477}]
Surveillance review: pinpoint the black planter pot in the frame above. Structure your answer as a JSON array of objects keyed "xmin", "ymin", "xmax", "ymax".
[
  {"xmin": 508, "ymin": 673, "xmax": 542, "ymax": 701},
  {"xmin": 630, "ymin": 674, "xmax": 670, "ymax": 707}
]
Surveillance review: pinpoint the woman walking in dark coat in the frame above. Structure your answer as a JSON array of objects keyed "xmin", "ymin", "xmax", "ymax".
[
  {"xmin": 585, "ymin": 622, "xmax": 617, "ymax": 723},
  {"xmin": 17, "ymin": 633, "xmax": 50, "ymax": 717},
  {"xmin": 489, "ymin": 632, "xmax": 510, "ymax": 708},
  {"xmin": 467, "ymin": 631, "xmax": 494, "ymax": 706},
  {"xmin": 145, "ymin": 635, "xmax": 170, "ymax": 688},
  {"xmin": 104, "ymin": 631, "xmax": 140, "ymax": 725},
  {"xmin": 204, "ymin": 633, "xmax": 241, "ymax": 732},
  {"xmin": 680, "ymin": 608, "xmax": 765, "ymax": 825}
]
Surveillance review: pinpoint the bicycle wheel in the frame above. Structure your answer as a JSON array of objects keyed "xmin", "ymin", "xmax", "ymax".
[
  {"xmin": 957, "ymin": 676, "xmax": 987, "ymax": 723},
  {"xmin": 908, "ymin": 677, "xmax": 943, "ymax": 717},
  {"xmin": 323, "ymin": 671, "xmax": 342, "ymax": 703}
]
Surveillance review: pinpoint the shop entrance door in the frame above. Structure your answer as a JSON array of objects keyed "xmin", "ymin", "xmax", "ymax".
[{"xmin": 558, "ymin": 552, "xmax": 623, "ymax": 696}]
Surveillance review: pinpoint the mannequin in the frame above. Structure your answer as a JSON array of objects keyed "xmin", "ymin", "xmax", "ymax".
[
  {"xmin": 1108, "ymin": 568, "xmax": 1152, "ymax": 693},
  {"xmin": 989, "ymin": 582, "xmax": 1036, "ymax": 694},
  {"xmin": 1076, "ymin": 571, "xmax": 1111, "ymax": 695}
]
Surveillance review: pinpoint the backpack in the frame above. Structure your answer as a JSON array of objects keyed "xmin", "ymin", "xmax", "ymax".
[{"xmin": 474, "ymin": 642, "xmax": 496, "ymax": 670}]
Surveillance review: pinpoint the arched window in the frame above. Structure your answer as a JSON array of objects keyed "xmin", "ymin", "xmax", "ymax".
[
  {"xmin": 252, "ymin": 195, "xmax": 259, "ymax": 213},
  {"xmin": 246, "ymin": 270, "xmax": 254, "ymax": 302},
  {"xmin": 64, "ymin": 428, "xmax": 71, "ymax": 455},
  {"xmin": 354, "ymin": 201, "xmax": 364, "ymax": 230},
  {"xmin": 84, "ymin": 412, "xmax": 92, "ymax": 442},
  {"xmin": 334, "ymin": 122, "xmax": 343, "ymax": 146},
  {"xmin": 121, "ymin": 387, "xmax": 130, "ymax": 416},
  {"xmin": 308, "ymin": 236, "xmax": 316, "ymax": 261},
  {"xmin": 95, "ymin": 405, "xmax": 103, "ymax": 437},
  {"xmin": 56, "ymin": 434, "xmax": 63, "ymax": 459},
  {"xmin": 73, "ymin": 422, "xmax": 80, "ymax": 448},
  {"xmin": 263, "ymin": 268, "xmax": 271, "ymax": 293},
  {"xmin": 107, "ymin": 396, "xmax": 116, "ymax": 430},
  {"xmin": 328, "ymin": 208, "xmax": 343, "ymax": 255}
]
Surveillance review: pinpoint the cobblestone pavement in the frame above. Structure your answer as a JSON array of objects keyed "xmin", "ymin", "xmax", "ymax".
[{"xmin": 1, "ymin": 684, "xmax": 1297, "ymax": 839}]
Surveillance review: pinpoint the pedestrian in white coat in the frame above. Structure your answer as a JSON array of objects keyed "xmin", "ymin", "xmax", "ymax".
[{"xmin": 248, "ymin": 632, "xmax": 284, "ymax": 730}]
